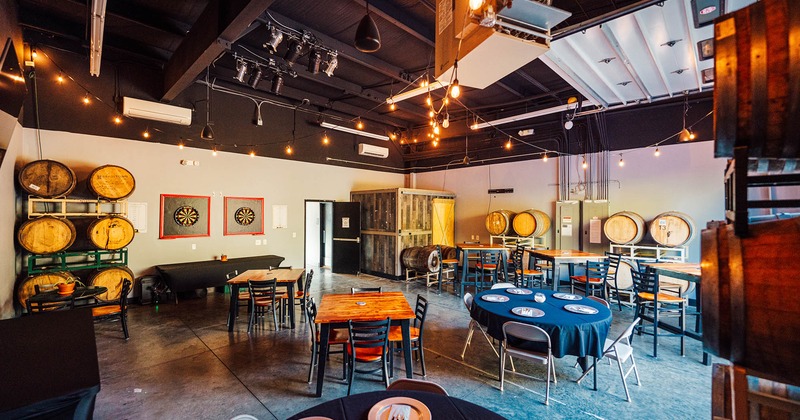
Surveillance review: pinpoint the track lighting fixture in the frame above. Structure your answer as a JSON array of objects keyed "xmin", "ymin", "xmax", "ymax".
[
  {"xmin": 249, "ymin": 65, "xmax": 263, "ymax": 89},
  {"xmin": 234, "ymin": 59, "xmax": 249, "ymax": 83},
  {"xmin": 263, "ymin": 26, "xmax": 284, "ymax": 54},
  {"xmin": 271, "ymin": 74, "xmax": 284, "ymax": 95},
  {"xmin": 355, "ymin": 0, "xmax": 381, "ymax": 52},
  {"xmin": 323, "ymin": 52, "xmax": 338, "ymax": 77},
  {"xmin": 253, "ymin": 103, "xmax": 263, "ymax": 126},
  {"xmin": 307, "ymin": 49, "xmax": 322, "ymax": 74},
  {"xmin": 284, "ymin": 39, "xmax": 304, "ymax": 65}
]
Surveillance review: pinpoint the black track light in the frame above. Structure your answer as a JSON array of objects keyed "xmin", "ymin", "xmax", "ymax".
[
  {"xmin": 284, "ymin": 40, "xmax": 304, "ymax": 64},
  {"xmin": 263, "ymin": 26, "xmax": 283, "ymax": 54},
  {"xmin": 234, "ymin": 59, "xmax": 248, "ymax": 83},
  {"xmin": 322, "ymin": 52, "xmax": 338, "ymax": 77},
  {"xmin": 249, "ymin": 65, "xmax": 263, "ymax": 89},
  {"xmin": 307, "ymin": 49, "xmax": 322, "ymax": 74},
  {"xmin": 272, "ymin": 74, "xmax": 284, "ymax": 95}
]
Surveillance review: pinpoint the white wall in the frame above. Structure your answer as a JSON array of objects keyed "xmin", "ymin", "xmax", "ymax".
[
  {"xmin": 20, "ymin": 129, "xmax": 404, "ymax": 277},
  {"xmin": 415, "ymin": 141, "xmax": 727, "ymax": 262},
  {"xmin": 304, "ymin": 201, "xmax": 321, "ymax": 267},
  {"xmin": 0, "ymin": 113, "xmax": 22, "ymax": 319}
]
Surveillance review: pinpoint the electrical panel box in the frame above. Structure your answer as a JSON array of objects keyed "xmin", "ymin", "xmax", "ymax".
[
  {"xmin": 582, "ymin": 200, "xmax": 610, "ymax": 255},
  {"xmin": 555, "ymin": 201, "xmax": 581, "ymax": 250}
]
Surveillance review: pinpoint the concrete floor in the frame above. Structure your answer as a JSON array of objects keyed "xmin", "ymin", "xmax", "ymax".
[{"xmin": 92, "ymin": 268, "xmax": 715, "ymax": 419}]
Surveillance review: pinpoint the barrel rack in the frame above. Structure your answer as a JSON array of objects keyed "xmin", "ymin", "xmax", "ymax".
[
  {"xmin": 608, "ymin": 243, "xmax": 687, "ymax": 262},
  {"xmin": 725, "ymin": 147, "xmax": 800, "ymax": 237},
  {"xmin": 27, "ymin": 196, "xmax": 129, "ymax": 218},
  {"xmin": 490, "ymin": 235, "xmax": 550, "ymax": 250},
  {"xmin": 27, "ymin": 249, "xmax": 129, "ymax": 274}
]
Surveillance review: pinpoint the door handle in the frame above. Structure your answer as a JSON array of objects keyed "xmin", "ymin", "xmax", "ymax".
[{"xmin": 333, "ymin": 237, "xmax": 360, "ymax": 243}]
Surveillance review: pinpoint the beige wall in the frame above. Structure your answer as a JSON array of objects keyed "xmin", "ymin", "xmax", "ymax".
[
  {"xmin": 414, "ymin": 141, "xmax": 727, "ymax": 262},
  {"xmin": 1, "ymin": 113, "xmax": 22, "ymax": 319},
  {"xmin": 19, "ymin": 129, "xmax": 404, "ymax": 279}
]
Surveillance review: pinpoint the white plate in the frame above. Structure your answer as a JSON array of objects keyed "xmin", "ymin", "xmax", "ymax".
[
  {"xmin": 367, "ymin": 397, "xmax": 431, "ymax": 420},
  {"xmin": 511, "ymin": 307, "xmax": 545, "ymax": 317},
  {"xmin": 564, "ymin": 304, "xmax": 599, "ymax": 315},
  {"xmin": 505, "ymin": 288, "xmax": 533, "ymax": 295},
  {"xmin": 481, "ymin": 294, "xmax": 510, "ymax": 302},
  {"xmin": 552, "ymin": 293, "xmax": 582, "ymax": 301}
]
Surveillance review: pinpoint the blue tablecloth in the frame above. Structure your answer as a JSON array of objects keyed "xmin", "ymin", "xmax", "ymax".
[{"xmin": 470, "ymin": 289, "xmax": 612, "ymax": 358}]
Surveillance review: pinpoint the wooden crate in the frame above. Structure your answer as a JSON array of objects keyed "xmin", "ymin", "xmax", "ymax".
[{"xmin": 351, "ymin": 188, "xmax": 455, "ymax": 278}]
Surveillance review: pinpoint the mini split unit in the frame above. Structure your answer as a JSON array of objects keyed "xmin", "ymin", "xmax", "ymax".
[
  {"xmin": 122, "ymin": 97, "xmax": 192, "ymax": 126},
  {"xmin": 358, "ymin": 143, "xmax": 389, "ymax": 158}
]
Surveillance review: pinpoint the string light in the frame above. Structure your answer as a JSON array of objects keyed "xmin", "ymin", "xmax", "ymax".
[
  {"xmin": 82, "ymin": 93, "xmax": 90, "ymax": 105},
  {"xmin": 178, "ymin": 142, "xmax": 184, "ymax": 150},
  {"xmin": 212, "ymin": 147, "xmax": 218, "ymax": 156},
  {"xmin": 356, "ymin": 119, "xmax": 364, "ymax": 130},
  {"xmin": 582, "ymin": 157, "xmax": 588, "ymax": 169},
  {"xmin": 433, "ymin": 125, "xmax": 440, "ymax": 135},
  {"xmin": 389, "ymin": 102, "xmax": 396, "ymax": 111},
  {"xmin": 31, "ymin": 48, "xmax": 37, "ymax": 60},
  {"xmin": 285, "ymin": 143, "xmax": 293, "ymax": 155},
  {"xmin": 505, "ymin": 138, "xmax": 512, "ymax": 150},
  {"xmin": 432, "ymin": 139, "xmax": 439, "ymax": 147},
  {"xmin": 113, "ymin": 115, "xmax": 122, "ymax": 125},
  {"xmin": 428, "ymin": 110, "xmax": 435, "ymax": 118},
  {"xmin": 618, "ymin": 155, "xmax": 625, "ymax": 167},
  {"xmin": 426, "ymin": 95, "xmax": 432, "ymax": 106},
  {"xmin": 57, "ymin": 73, "xmax": 64, "ymax": 83},
  {"xmin": 142, "ymin": 128, "xmax": 150, "ymax": 139},
  {"xmin": 654, "ymin": 147, "xmax": 661, "ymax": 157},
  {"xmin": 542, "ymin": 153, "xmax": 548, "ymax": 162},
  {"xmin": 322, "ymin": 132, "xmax": 330, "ymax": 145},
  {"xmin": 249, "ymin": 151, "xmax": 255, "ymax": 157}
]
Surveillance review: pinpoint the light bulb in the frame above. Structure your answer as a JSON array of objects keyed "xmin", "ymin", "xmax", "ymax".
[
  {"xmin": 542, "ymin": 154, "xmax": 548, "ymax": 162},
  {"xmin": 356, "ymin": 120, "xmax": 364, "ymax": 130},
  {"xmin": 389, "ymin": 103, "xmax": 396, "ymax": 111},
  {"xmin": 57, "ymin": 73, "xmax": 64, "ymax": 83},
  {"xmin": 618, "ymin": 157, "xmax": 625, "ymax": 167},
  {"xmin": 426, "ymin": 95, "xmax": 432, "ymax": 106},
  {"xmin": 82, "ymin": 94, "xmax": 90, "ymax": 105},
  {"xmin": 322, "ymin": 134, "xmax": 330, "ymax": 145},
  {"xmin": 285, "ymin": 144, "xmax": 293, "ymax": 155},
  {"xmin": 249, "ymin": 151, "xmax": 255, "ymax": 157},
  {"xmin": 143, "ymin": 130, "xmax": 150, "ymax": 139},
  {"xmin": 582, "ymin": 158, "xmax": 588, "ymax": 169},
  {"xmin": 689, "ymin": 131, "xmax": 696, "ymax": 140},
  {"xmin": 443, "ymin": 97, "xmax": 450, "ymax": 105},
  {"xmin": 433, "ymin": 125, "xmax": 440, "ymax": 135},
  {"xmin": 505, "ymin": 139, "xmax": 512, "ymax": 150},
  {"xmin": 31, "ymin": 48, "xmax": 37, "ymax": 59},
  {"xmin": 654, "ymin": 148, "xmax": 661, "ymax": 157},
  {"xmin": 450, "ymin": 81, "xmax": 460, "ymax": 99},
  {"xmin": 113, "ymin": 115, "xmax": 122, "ymax": 125},
  {"xmin": 432, "ymin": 139, "xmax": 439, "ymax": 147},
  {"xmin": 178, "ymin": 143, "xmax": 184, "ymax": 149},
  {"xmin": 212, "ymin": 147, "xmax": 218, "ymax": 156},
  {"xmin": 428, "ymin": 110, "xmax": 435, "ymax": 118},
  {"xmin": 469, "ymin": 0, "xmax": 484, "ymax": 10}
]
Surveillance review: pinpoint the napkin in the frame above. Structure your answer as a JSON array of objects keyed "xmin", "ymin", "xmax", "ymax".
[
  {"xmin": 388, "ymin": 404, "xmax": 412, "ymax": 420},
  {"xmin": 521, "ymin": 308, "xmax": 533, "ymax": 316}
]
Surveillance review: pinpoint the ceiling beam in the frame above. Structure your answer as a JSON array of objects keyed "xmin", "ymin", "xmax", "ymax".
[
  {"xmin": 361, "ymin": 0, "xmax": 435, "ymax": 47},
  {"xmin": 162, "ymin": 0, "xmax": 276, "ymax": 101}
]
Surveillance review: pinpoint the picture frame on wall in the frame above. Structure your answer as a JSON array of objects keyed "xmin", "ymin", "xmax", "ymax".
[
  {"xmin": 224, "ymin": 197, "xmax": 264, "ymax": 235},
  {"xmin": 159, "ymin": 194, "xmax": 211, "ymax": 239}
]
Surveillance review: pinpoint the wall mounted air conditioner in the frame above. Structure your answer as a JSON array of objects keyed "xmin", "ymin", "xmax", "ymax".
[
  {"xmin": 122, "ymin": 96, "xmax": 192, "ymax": 126},
  {"xmin": 358, "ymin": 143, "xmax": 389, "ymax": 158}
]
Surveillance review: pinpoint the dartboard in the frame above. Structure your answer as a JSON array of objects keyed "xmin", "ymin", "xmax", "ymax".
[
  {"xmin": 174, "ymin": 206, "xmax": 199, "ymax": 226},
  {"xmin": 235, "ymin": 207, "xmax": 255, "ymax": 226}
]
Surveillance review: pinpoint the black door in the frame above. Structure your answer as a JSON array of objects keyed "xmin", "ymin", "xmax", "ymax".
[{"xmin": 332, "ymin": 201, "xmax": 361, "ymax": 275}]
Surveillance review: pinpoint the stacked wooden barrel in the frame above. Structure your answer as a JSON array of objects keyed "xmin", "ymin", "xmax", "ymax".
[
  {"xmin": 485, "ymin": 209, "xmax": 551, "ymax": 237},
  {"xmin": 16, "ymin": 160, "xmax": 136, "ymax": 307},
  {"xmin": 400, "ymin": 245, "xmax": 441, "ymax": 273},
  {"xmin": 604, "ymin": 210, "xmax": 695, "ymax": 247}
]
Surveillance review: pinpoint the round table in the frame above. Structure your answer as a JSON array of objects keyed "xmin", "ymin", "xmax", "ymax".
[
  {"xmin": 470, "ymin": 288, "xmax": 612, "ymax": 359},
  {"xmin": 288, "ymin": 390, "xmax": 505, "ymax": 420}
]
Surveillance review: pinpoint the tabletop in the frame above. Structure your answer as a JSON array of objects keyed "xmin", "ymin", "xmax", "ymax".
[
  {"xmin": 316, "ymin": 292, "xmax": 415, "ymax": 324},
  {"xmin": 528, "ymin": 249, "xmax": 606, "ymax": 259},
  {"xmin": 27, "ymin": 286, "xmax": 108, "ymax": 303},
  {"xmin": 456, "ymin": 243, "xmax": 508, "ymax": 250},
  {"xmin": 471, "ymin": 288, "xmax": 612, "ymax": 358},
  {"xmin": 226, "ymin": 268, "xmax": 305, "ymax": 284},
  {"xmin": 646, "ymin": 263, "xmax": 701, "ymax": 282},
  {"xmin": 288, "ymin": 390, "xmax": 506, "ymax": 420}
]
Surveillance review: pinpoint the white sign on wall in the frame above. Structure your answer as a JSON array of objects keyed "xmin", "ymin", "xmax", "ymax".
[
  {"xmin": 272, "ymin": 205, "xmax": 288, "ymax": 229},
  {"xmin": 127, "ymin": 202, "xmax": 148, "ymax": 233}
]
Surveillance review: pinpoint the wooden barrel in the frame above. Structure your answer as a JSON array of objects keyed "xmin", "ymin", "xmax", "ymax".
[
  {"xmin": 17, "ymin": 271, "xmax": 79, "ymax": 308},
  {"xmin": 649, "ymin": 211, "xmax": 695, "ymax": 247},
  {"xmin": 17, "ymin": 159, "xmax": 76, "ymax": 198},
  {"xmin": 87, "ymin": 165, "xmax": 135, "ymax": 200},
  {"xmin": 439, "ymin": 245, "xmax": 458, "ymax": 261},
  {"xmin": 702, "ymin": 218, "xmax": 800, "ymax": 386},
  {"xmin": 608, "ymin": 259, "xmax": 635, "ymax": 291},
  {"xmin": 70, "ymin": 216, "xmax": 136, "ymax": 250},
  {"xmin": 713, "ymin": 0, "xmax": 800, "ymax": 160},
  {"xmin": 88, "ymin": 266, "xmax": 133, "ymax": 301},
  {"xmin": 401, "ymin": 245, "xmax": 441, "ymax": 273},
  {"xmin": 485, "ymin": 210, "xmax": 516, "ymax": 236},
  {"xmin": 17, "ymin": 216, "xmax": 76, "ymax": 254},
  {"xmin": 604, "ymin": 211, "xmax": 646, "ymax": 244},
  {"xmin": 512, "ymin": 209, "xmax": 551, "ymax": 237}
]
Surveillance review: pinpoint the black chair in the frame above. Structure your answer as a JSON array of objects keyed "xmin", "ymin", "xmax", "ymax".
[
  {"xmin": 226, "ymin": 270, "xmax": 249, "ymax": 327},
  {"xmin": 346, "ymin": 318, "xmax": 391, "ymax": 395},
  {"xmin": 604, "ymin": 252, "xmax": 624, "ymax": 310},
  {"xmin": 247, "ymin": 279, "xmax": 282, "ymax": 333},
  {"xmin": 387, "ymin": 378, "xmax": 448, "ymax": 395},
  {"xmin": 92, "ymin": 279, "xmax": 132, "ymax": 339},
  {"xmin": 570, "ymin": 260, "xmax": 610, "ymax": 299},
  {"xmin": 305, "ymin": 298, "xmax": 348, "ymax": 384},
  {"xmin": 27, "ymin": 296, "xmax": 74, "ymax": 314},
  {"xmin": 631, "ymin": 268, "xmax": 686, "ymax": 357},
  {"xmin": 436, "ymin": 245, "xmax": 458, "ymax": 294},
  {"xmin": 351, "ymin": 287, "xmax": 381, "ymax": 294},
  {"xmin": 286, "ymin": 269, "xmax": 313, "ymax": 323},
  {"xmin": 389, "ymin": 294, "xmax": 429, "ymax": 376},
  {"xmin": 512, "ymin": 246, "xmax": 543, "ymax": 288}
]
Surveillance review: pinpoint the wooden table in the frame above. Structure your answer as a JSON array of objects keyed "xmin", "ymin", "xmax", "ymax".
[
  {"xmin": 527, "ymin": 249, "xmax": 606, "ymax": 290},
  {"xmin": 645, "ymin": 262, "xmax": 709, "ymax": 365},
  {"xmin": 455, "ymin": 243, "xmax": 510, "ymax": 295},
  {"xmin": 226, "ymin": 268, "xmax": 305, "ymax": 331},
  {"xmin": 314, "ymin": 292, "xmax": 415, "ymax": 397}
]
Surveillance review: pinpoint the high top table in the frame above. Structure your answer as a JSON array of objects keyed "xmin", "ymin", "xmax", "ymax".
[
  {"xmin": 455, "ymin": 243, "xmax": 510, "ymax": 295},
  {"xmin": 226, "ymin": 268, "xmax": 305, "ymax": 331},
  {"xmin": 315, "ymin": 292, "xmax": 415, "ymax": 397},
  {"xmin": 527, "ymin": 249, "xmax": 606, "ymax": 291}
]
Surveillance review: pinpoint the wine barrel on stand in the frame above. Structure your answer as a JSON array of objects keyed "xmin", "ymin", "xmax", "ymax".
[
  {"xmin": 401, "ymin": 245, "xmax": 441, "ymax": 273},
  {"xmin": 88, "ymin": 266, "xmax": 133, "ymax": 301},
  {"xmin": 604, "ymin": 211, "xmax": 646, "ymax": 244},
  {"xmin": 650, "ymin": 211, "xmax": 695, "ymax": 247},
  {"xmin": 18, "ymin": 160, "xmax": 76, "ymax": 198},
  {"xmin": 16, "ymin": 271, "xmax": 79, "ymax": 309},
  {"xmin": 485, "ymin": 210, "xmax": 516, "ymax": 236},
  {"xmin": 87, "ymin": 165, "xmax": 135, "ymax": 200},
  {"xmin": 17, "ymin": 216, "xmax": 76, "ymax": 254},
  {"xmin": 69, "ymin": 216, "xmax": 136, "ymax": 251},
  {"xmin": 512, "ymin": 209, "xmax": 551, "ymax": 237}
]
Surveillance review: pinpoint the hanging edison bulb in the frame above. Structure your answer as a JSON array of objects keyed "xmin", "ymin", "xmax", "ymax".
[
  {"xmin": 505, "ymin": 138, "xmax": 512, "ymax": 150},
  {"xmin": 285, "ymin": 143, "xmax": 293, "ymax": 155},
  {"xmin": 469, "ymin": 0, "xmax": 484, "ymax": 10},
  {"xmin": 322, "ymin": 133, "xmax": 330, "ymax": 145},
  {"xmin": 249, "ymin": 151, "xmax": 256, "ymax": 157},
  {"xmin": 618, "ymin": 156, "xmax": 625, "ymax": 167},
  {"xmin": 426, "ymin": 95, "xmax": 432, "ymax": 106},
  {"xmin": 542, "ymin": 153, "xmax": 548, "ymax": 162},
  {"xmin": 654, "ymin": 148, "xmax": 661, "ymax": 157},
  {"xmin": 582, "ymin": 157, "xmax": 588, "ymax": 169},
  {"xmin": 389, "ymin": 102, "xmax": 396, "ymax": 111},
  {"xmin": 356, "ymin": 119, "xmax": 364, "ymax": 130}
]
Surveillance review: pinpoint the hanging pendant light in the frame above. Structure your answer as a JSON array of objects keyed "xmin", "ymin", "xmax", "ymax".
[
  {"xmin": 355, "ymin": 0, "xmax": 381, "ymax": 53},
  {"xmin": 678, "ymin": 94, "xmax": 695, "ymax": 142},
  {"xmin": 201, "ymin": 67, "xmax": 214, "ymax": 141}
]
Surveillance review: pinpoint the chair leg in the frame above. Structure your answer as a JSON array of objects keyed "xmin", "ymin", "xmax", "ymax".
[
  {"xmin": 653, "ymin": 304, "xmax": 659, "ymax": 358},
  {"xmin": 383, "ymin": 356, "xmax": 390, "ymax": 388},
  {"xmin": 247, "ymin": 303, "xmax": 255, "ymax": 333},
  {"xmin": 272, "ymin": 305, "xmax": 279, "ymax": 331},
  {"xmin": 121, "ymin": 313, "xmax": 130, "ymax": 339},
  {"xmin": 308, "ymin": 343, "xmax": 317, "ymax": 384},
  {"xmin": 418, "ymin": 340, "xmax": 426, "ymax": 377},
  {"xmin": 346, "ymin": 355, "xmax": 354, "ymax": 396},
  {"xmin": 631, "ymin": 353, "xmax": 641, "ymax": 386},
  {"xmin": 544, "ymin": 355, "xmax": 551, "ymax": 405},
  {"xmin": 461, "ymin": 322, "xmax": 476, "ymax": 359},
  {"xmin": 499, "ymin": 345, "xmax": 506, "ymax": 391},
  {"xmin": 550, "ymin": 355, "xmax": 557, "ymax": 384},
  {"xmin": 680, "ymin": 303, "xmax": 686, "ymax": 356},
  {"xmin": 617, "ymin": 357, "xmax": 632, "ymax": 402}
]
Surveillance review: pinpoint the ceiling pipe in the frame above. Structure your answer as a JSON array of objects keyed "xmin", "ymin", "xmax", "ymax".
[{"xmin": 553, "ymin": 0, "xmax": 665, "ymax": 40}]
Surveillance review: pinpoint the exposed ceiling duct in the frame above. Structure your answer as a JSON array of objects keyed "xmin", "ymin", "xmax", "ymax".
[{"xmin": 88, "ymin": 0, "xmax": 107, "ymax": 76}]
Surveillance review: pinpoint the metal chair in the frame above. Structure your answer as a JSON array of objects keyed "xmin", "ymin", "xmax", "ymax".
[
  {"xmin": 577, "ymin": 317, "xmax": 642, "ymax": 402},
  {"xmin": 92, "ymin": 279, "xmax": 132, "ymax": 339},
  {"xmin": 460, "ymin": 293, "xmax": 499, "ymax": 359},
  {"xmin": 387, "ymin": 378, "xmax": 448, "ymax": 395},
  {"xmin": 27, "ymin": 295, "xmax": 74, "ymax": 314},
  {"xmin": 305, "ymin": 297, "xmax": 348, "ymax": 384},
  {"xmin": 512, "ymin": 246, "xmax": 543, "ymax": 288},
  {"xmin": 388, "ymin": 294, "xmax": 429, "ymax": 376},
  {"xmin": 491, "ymin": 282, "xmax": 516, "ymax": 289},
  {"xmin": 631, "ymin": 269, "xmax": 686, "ymax": 357},
  {"xmin": 351, "ymin": 287, "xmax": 382, "ymax": 294},
  {"xmin": 286, "ymin": 269, "xmax": 313, "ymax": 323},
  {"xmin": 587, "ymin": 295, "xmax": 611, "ymax": 309},
  {"xmin": 247, "ymin": 279, "xmax": 282, "ymax": 332},
  {"xmin": 226, "ymin": 269, "xmax": 248, "ymax": 327},
  {"xmin": 499, "ymin": 321, "xmax": 556, "ymax": 405},
  {"xmin": 570, "ymin": 259, "xmax": 611, "ymax": 299},
  {"xmin": 346, "ymin": 318, "xmax": 391, "ymax": 395},
  {"xmin": 603, "ymin": 252, "xmax": 624, "ymax": 310},
  {"xmin": 436, "ymin": 245, "xmax": 458, "ymax": 294}
]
